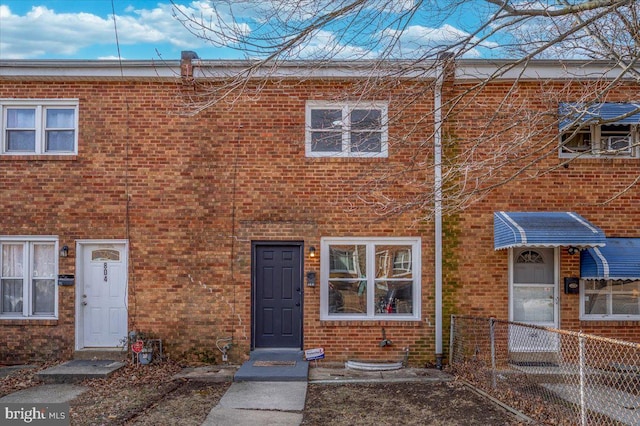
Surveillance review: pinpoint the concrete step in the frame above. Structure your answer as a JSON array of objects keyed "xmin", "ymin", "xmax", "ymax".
[
  {"xmin": 36, "ymin": 359, "xmax": 126, "ymax": 384},
  {"xmin": 74, "ymin": 348, "xmax": 128, "ymax": 361},
  {"xmin": 234, "ymin": 349, "xmax": 308, "ymax": 382}
]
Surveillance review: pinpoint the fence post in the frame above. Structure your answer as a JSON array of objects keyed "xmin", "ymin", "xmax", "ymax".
[
  {"xmin": 578, "ymin": 332, "xmax": 586, "ymax": 426},
  {"xmin": 490, "ymin": 317, "xmax": 497, "ymax": 389},
  {"xmin": 449, "ymin": 315, "xmax": 455, "ymax": 366}
]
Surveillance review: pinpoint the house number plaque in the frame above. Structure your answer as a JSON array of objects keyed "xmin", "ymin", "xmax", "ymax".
[{"xmin": 104, "ymin": 262, "xmax": 108, "ymax": 282}]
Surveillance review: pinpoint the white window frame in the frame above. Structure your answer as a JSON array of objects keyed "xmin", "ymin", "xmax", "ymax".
[
  {"xmin": 0, "ymin": 236, "xmax": 59, "ymax": 319},
  {"xmin": 559, "ymin": 123, "xmax": 638, "ymax": 158},
  {"xmin": 305, "ymin": 101, "xmax": 388, "ymax": 158},
  {"xmin": 580, "ymin": 279, "xmax": 640, "ymax": 321},
  {"xmin": 1, "ymin": 99, "xmax": 79, "ymax": 156},
  {"xmin": 320, "ymin": 237, "xmax": 421, "ymax": 321}
]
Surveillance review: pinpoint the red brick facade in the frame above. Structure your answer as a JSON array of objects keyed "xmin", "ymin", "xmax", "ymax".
[
  {"xmin": 0, "ymin": 59, "xmax": 637, "ymax": 365},
  {"xmin": 450, "ymin": 79, "xmax": 640, "ymax": 342}
]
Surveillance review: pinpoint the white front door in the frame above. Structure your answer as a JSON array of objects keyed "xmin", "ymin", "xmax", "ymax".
[
  {"xmin": 79, "ymin": 243, "xmax": 128, "ymax": 348},
  {"xmin": 509, "ymin": 247, "xmax": 559, "ymax": 352}
]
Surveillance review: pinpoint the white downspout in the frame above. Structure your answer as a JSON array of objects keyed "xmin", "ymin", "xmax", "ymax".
[{"xmin": 434, "ymin": 57, "xmax": 445, "ymax": 370}]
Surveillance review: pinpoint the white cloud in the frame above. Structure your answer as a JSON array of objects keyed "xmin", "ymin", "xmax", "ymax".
[
  {"xmin": 0, "ymin": 2, "xmax": 250, "ymax": 59},
  {"xmin": 382, "ymin": 24, "xmax": 500, "ymax": 58}
]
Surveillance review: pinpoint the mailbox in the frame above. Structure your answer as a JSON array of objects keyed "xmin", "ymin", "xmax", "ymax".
[
  {"xmin": 564, "ymin": 277, "xmax": 579, "ymax": 294},
  {"xmin": 58, "ymin": 274, "xmax": 75, "ymax": 286},
  {"xmin": 306, "ymin": 271, "xmax": 316, "ymax": 287}
]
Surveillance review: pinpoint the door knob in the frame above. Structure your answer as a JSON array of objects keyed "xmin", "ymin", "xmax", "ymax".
[
  {"xmin": 295, "ymin": 302, "xmax": 300, "ymax": 306},
  {"xmin": 82, "ymin": 301, "xmax": 87, "ymax": 306}
]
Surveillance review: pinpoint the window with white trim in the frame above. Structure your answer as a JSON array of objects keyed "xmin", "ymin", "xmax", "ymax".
[
  {"xmin": 581, "ymin": 279, "xmax": 640, "ymax": 320},
  {"xmin": 1, "ymin": 100, "xmax": 79, "ymax": 155},
  {"xmin": 560, "ymin": 124, "xmax": 638, "ymax": 158},
  {"xmin": 321, "ymin": 237, "xmax": 421, "ymax": 320},
  {"xmin": 306, "ymin": 102, "xmax": 388, "ymax": 157},
  {"xmin": 1, "ymin": 238, "xmax": 58, "ymax": 319}
]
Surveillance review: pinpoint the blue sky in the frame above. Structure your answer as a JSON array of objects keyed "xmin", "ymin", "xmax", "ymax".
[{"xmin": 0, "ymin": 1, "xmax": 500, "ymax": 61}]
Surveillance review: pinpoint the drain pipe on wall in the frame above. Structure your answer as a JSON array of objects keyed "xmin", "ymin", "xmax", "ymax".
[{"xmin": 433, "ymin": 54, "xmax": 446, "ymax": 370}]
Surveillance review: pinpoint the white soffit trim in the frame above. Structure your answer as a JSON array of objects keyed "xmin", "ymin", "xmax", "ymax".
[{"xmin": 455, "ymin": 60, "xmax": 637, "ymax": 81}]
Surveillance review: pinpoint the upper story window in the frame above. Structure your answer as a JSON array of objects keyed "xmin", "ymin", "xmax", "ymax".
[
  {"xmin": 559, "ymin": 102, "xmax": 639, "ymax": 158},
  {"xmin": 1, "ymin": 237, "xmax": 59, "ymax": 319},
  {"xmin": 320, "ymin": 237, "xmax": 421, "ymax": 321},
  {"xmin": 1, "ymin": 100, "xmax": 79, "ymax": 156},
  {"xmin": 305, "ymin": 101, "xmax": 388, "ymax": 158}
]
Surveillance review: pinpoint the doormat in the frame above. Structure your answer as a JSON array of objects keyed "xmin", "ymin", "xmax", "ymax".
[{"xmin": 253, "ymin": 361, "xmax": 296, "ymax": 367}]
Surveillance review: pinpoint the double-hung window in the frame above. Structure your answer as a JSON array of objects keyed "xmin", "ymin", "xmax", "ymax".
[
  {"xmin": 1, "ymin": 237, "xmax": 58, "ymax": 319},
  {"xmin": 1, "ymin": 100, "xmax": 79, "ymax": 155},
  {"xmin": 306, "ymin": 101, "xmax": 388, "ymax": 157},
  {"xmin": 320, "ymin": 237, "xmax": 421, "ymax": 320}
]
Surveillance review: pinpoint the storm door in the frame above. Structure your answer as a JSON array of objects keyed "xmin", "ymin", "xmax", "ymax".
[
  {"xmin": 509, "ymin": 247, "xmax": 559, "ymax": 352},
  {"xmin": 253, "ymin": 243, "xmax": 303, "ymax": 348}
]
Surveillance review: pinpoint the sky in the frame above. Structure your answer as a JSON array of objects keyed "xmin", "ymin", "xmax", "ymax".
[
  {"xmin": 0, "ymin": 1, "xmax": 244, "ymax": 60},
  {"xmin": 0, "ymin": 1, "xmax": 503, "ymax": 61}
]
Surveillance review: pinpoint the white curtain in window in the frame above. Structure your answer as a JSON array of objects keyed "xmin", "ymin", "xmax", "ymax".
[
  {"xmin": 2, "ymin": 244, "xmax": 24, "ymax": 313},
  {"xmin": 32, "ymin": 245, "xmax": 55, "ymax": 314}
]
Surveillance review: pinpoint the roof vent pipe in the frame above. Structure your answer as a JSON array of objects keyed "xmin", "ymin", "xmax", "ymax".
[{"xmin": 180, "ymin": 50, "xmax": 199, "ymax": 79}]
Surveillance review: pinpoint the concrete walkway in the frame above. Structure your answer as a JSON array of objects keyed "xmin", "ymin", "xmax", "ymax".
[
  {"xmin": 202, "ymin": 349, "xmax": 308, "ymax": 425},
  {"xmin": 0, "ymin": 360, "xmax": 453, "ymax": 426},
  {"xmin": 202, "ymin": 381, "xmax": 306, "ymax": 426}
]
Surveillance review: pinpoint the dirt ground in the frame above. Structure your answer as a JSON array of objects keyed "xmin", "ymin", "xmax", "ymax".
[{"xmin": 1, "ymin": 362, "xmax": 525, "ymax": 425}]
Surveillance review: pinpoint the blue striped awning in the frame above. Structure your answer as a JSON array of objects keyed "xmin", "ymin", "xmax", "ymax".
[
  {"xmin": 581, "ymin": 238, "xmax": 640, "ymax": 280},
  {"xmin": 559, "ymin": 102, "xmax": 640, "ymax": 129},
  {"xmin": 494, "ymin": 211, "xmax": 606, "ymax": 250}
]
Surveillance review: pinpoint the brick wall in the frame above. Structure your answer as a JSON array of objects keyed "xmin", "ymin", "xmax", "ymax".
[
  {"xmin": 2, "ymin": 70, "xmax": 636, "ymax": 366},
  {"xmin": 0, "ymin": 77, "xmax": 437, "ymax": 365},
  {"xmin": 449, "ymin": 80, "xmax": 640, "ymax": 344}
]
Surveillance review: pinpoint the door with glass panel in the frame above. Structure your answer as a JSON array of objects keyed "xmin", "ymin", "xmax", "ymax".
[
  {"xmin": 509, "ymin": 248, "xmax": 559, "ymax": 352},
  {"xmin": 80, "ymin": 244, "xmax": 127, "ymax": 347}
]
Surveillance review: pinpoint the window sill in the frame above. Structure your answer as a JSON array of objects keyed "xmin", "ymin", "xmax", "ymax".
[
  {"xmin": 320, "ymin": 319, "xmax": 422, "ymax": 326},
  {"xmin": 1, "ymin": 155, "xmax": 77, "ymax": 161},
  {"xmin": 0, "ymin": 318, "xmax": 58, "ymax": 325},
  {"xmin": 559, "ymin": 154, "xmax": 637, "ymax": 160},
  {"xmin": 306, "ymin": 156, "xmax": 388, "ymax": 161},
  {"xmin": 580, "ymin": 316, "xmax": 640, "ymax": 322}
]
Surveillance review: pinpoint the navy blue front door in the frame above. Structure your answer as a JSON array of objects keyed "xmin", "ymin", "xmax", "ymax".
[{"xmin": 253, "ymin": 244, "xmax": 302, "ymax": 348}]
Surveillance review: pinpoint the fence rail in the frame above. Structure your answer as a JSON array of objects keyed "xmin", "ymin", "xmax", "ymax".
[{"xmin": 449, "ymin": 315, "xmax": 640, "ymax": 426}]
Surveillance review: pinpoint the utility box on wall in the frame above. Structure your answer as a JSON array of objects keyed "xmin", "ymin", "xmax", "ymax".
[{"xmin": 564, "ymin": 277, "xmax": 579, "ymax": 294}]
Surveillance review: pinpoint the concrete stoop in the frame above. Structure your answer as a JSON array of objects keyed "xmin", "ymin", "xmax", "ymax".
[
  {"xmin": 35, "ymin": 359, "xmax": 126, "ymax": 384},
  {"xmin": 73, "ymin": 348, "xmax": 128, "ymax": 362},
  {"xmin": 234, "ymin": 349, "xmax": 309, "ymax": 382}
]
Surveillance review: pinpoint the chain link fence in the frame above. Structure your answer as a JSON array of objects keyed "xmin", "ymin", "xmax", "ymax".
[{"xmin": 449, "ymin": 315, "xmax": 640, "ymax": 425}]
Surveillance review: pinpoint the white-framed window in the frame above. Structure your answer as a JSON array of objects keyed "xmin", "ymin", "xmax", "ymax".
[
  {"xmin": 560, "ymin": 124, "xmax": 638, "ymax": 158},
  {"xmin": 580, "ymin": 279, "xmax": 640, "ymax": 320},
  {"xmin": 320, "ymin": 237, "xmax": 421, "ymax": 321},
  {"xmin": 305, "ymin": 101, "xmax": 388, "ymax": 158},
  {"xmin": 1, "ymin": 99, "xmax": 79, "ymax": 155},
  {"xmin": 0, "ymin": 237, "xmax": 59, "ymax": 319}
]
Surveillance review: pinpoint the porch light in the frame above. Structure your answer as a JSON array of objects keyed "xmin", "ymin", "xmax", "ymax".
[
  {"xmin": 309, "ymin": 246, "xmax": 316, "ymax": 258},
  {"xmin": 60, "ymin": 245, "xmax": 69, "ymax": 258},
  {"xmin": 567, "ymin": 246, "xmax": 578, "ymax": 255}
]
